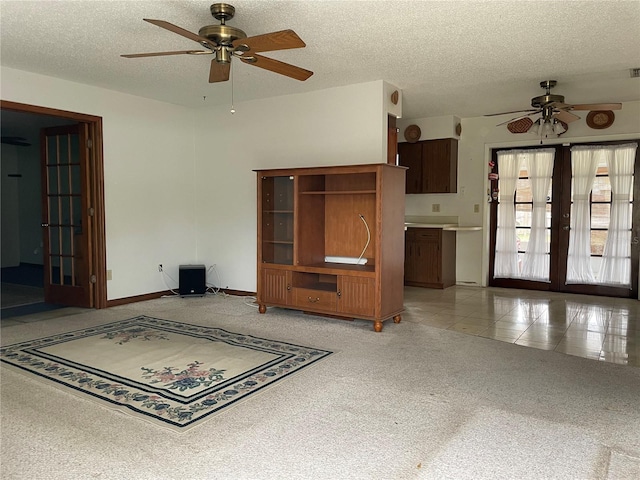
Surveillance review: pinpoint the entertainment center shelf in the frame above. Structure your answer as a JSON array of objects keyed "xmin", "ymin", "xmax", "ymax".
[{"xmin": 256, "ymin": 163, "xmax": 406, "ymax": 332}]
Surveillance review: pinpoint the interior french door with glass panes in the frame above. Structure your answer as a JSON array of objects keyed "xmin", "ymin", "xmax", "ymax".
[
  {"xmin": 41, "ymin": 124, "xmax": 93, "ymax": 307},
  {"xmin": 489, "ymin": 141, "xmax": 639, "ymax": 299}
]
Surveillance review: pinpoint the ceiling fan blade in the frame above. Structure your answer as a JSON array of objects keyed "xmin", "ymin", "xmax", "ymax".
[
  {"xmin": 209, "ymin": 60, "xmax": 230, "ymax": 83},
  {"xmin": 485, "ymin": 108, "xmax": 538, "ymax": 117},
  {"xmin": 233, "ymin": 29, "xmax": 305, "ymax": 53},
  {"xmin": 121, "ymin": 50, "xmax": 210, "ymax": 58},
  {"xmin": 553, "ymin": 110, "xmax": 581, "ymax": 124},
  {"xmin": 241, "ymin": 54, "xmax": 313, "ymax": 81},
  {"xmin": 143, "ymin": 19, "xmax": 217, "ymax": 49},
  {"xmin": 496, "ymin": 111, "xmax": 541, "ymax": 126},
  {"xmin": 566, "ymin": 103, "xmax": 622, "ymax": 111}
]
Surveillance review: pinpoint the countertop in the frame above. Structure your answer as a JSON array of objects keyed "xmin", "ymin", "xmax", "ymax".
[
  {"xmin": 404, "ymin": 216, "xmax": 482, "ymax": 231},
  {"xmin": 405, "ymin": 223, "xmax": 482, "ymax": 231}
]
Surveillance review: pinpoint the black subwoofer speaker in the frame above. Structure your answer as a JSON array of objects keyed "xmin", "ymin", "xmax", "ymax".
[{"xmin": 179, "ymin": 264, "xmax": 206, "ymax": 297}]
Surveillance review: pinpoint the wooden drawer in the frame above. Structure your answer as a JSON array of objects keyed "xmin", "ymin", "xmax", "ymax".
[
  {"xmin": 293, "ymin": 288, "xmax": 337, "ymax": 311},
  {"xmin": 410, "ymin": 228, "xmax": 440, "ymax": 241}
]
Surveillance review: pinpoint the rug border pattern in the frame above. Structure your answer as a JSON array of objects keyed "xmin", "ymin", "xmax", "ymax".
[{"xmin": 1, "ymin": 315, "xmax": 333, "ymax": 430}]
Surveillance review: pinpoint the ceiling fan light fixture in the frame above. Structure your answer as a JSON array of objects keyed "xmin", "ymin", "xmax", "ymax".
[
  {"xmin": 552, "ymin": 119, "xmax": 567, "ymax": 135},
  {"xmin": 528, "ymin": 117, "xmax": 566, "ymax": 139},
  {"xmin": 542, "ymin": 120, "xmax": 555, "ymax": 138},
  {"xmin": 529, "ymin": 118, "xmax": 542, "ymax": 136}
]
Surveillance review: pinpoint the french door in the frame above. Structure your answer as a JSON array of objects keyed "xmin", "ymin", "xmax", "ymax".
[
  {"xmin": 41, "ymin": 124, "xmax": 93, "ymax": 307},
  {"xmin": 489, "ymin": 140, "xmax": 640, "ymax": 299}
]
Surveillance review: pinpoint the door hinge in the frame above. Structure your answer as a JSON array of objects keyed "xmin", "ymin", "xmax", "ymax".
[
  {"xmin": 88, "ymin": 207, "xmax": 95, "ymax": 217},
  {"xmin": 87, "ymin": 138, "xmax": 93, "ymax": 149},
  {"xmin": 90, "ymin": 275, "xmax": 97, "ymax": 284}
]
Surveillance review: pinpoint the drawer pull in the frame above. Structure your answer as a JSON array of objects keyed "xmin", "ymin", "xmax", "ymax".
[{"xmin": 308, "ymin": 296, "xmax": 320, "ymax": 303}]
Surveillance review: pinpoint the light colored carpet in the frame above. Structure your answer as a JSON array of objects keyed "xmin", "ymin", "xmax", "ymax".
[
  {"xmin": 421, "ymin": 407, "xmax": 609, "ymax": 479},
  {"xmin": 1, "ymin": 293, "xmax": 640, "ymax": 479},
  {"xmin": 1, "ymin": 315, "xmax": 333, "ymax": 431}
]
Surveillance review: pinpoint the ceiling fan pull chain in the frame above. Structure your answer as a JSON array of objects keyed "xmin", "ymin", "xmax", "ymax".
[{"xmin": 230, "ymin": 64, "xmax": 235, "ymax": 114}]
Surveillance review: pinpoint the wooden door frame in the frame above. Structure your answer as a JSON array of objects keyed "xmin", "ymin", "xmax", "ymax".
[
  {"xmin": 1, "ymin": 100, "xmax": 107, "ymax": 309},
  {"xmin": 556, "ymin": 139, "xmax": 640, "ymax": 298},
  {"xmin": 488, "ymin": 144, "xmax": 563, "ymax": 292},
  {"xmin": 488, "ymin": 140, "xmax": 639, "ymax": 299}
]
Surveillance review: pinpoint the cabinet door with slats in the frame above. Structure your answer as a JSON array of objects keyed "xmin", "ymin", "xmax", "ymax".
[
  {"xmin": 337, "ymin": 276, "xmax": 375, "ymax": 317},
  {"xmin": 261, "ymin": 268, "xmax": 291, "ymax": 306}
]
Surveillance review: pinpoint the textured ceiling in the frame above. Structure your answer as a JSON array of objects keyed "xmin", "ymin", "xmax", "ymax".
[{"xmin": 1, "ymin": 0, "xmax": 640, "ymax": 120}]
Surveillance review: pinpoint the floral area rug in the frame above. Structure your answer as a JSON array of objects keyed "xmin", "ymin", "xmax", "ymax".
[{"xmin": 0, "ymin": 316, "xmax": 333, "ymax": 431}]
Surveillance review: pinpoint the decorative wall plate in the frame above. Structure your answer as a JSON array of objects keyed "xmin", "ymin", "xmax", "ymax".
[
  {"xmin": 404, "ymin": 124, "xmax": 421, "ymax": 143},
  {"xmin": 507, "ymin": 117, "xmax": 534, "ymax": 133},
  {"xmin": 391, "ymin": 90, "xmax": 399, "ymax": 105},
  {"xmin": 586, "ymin": 110, "xmax": 615, "ymax": 129}
]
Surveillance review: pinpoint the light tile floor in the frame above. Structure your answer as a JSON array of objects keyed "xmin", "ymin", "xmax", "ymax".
[
  {"xmin": 404, "ymin": 285, "xmax": 640, "ymax": 367},
  {"xmin": 3, "ymin": 286, "xmax": 638, "ymax": 367}
]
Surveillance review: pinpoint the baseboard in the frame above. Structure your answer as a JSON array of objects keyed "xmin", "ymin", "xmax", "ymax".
[
  {"xmin": 220, "ymin": 288, "xmax": 255, "ymax": 297},
  {"xmin": 106, "ymin": 290, "xmax": 174, "ymax": 307},
  {"xmin": 105, "ymin": 288, "xmax": 256, "ymax": 307}
]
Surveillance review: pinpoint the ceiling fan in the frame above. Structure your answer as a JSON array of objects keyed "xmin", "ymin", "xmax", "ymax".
[
  {"xmin": 121, "ymin": 3, "xmax": 313, "ymax": 83},
  {"xmin": 486, "ymin": 80, "xmax": 622, "ymax": 137}
]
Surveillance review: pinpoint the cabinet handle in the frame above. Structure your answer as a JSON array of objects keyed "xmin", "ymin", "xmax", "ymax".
[
  {"xmin": 287, "ymin": 284, "xmax": 291, "ymax": 291},
  {"xmin": 337, "ymin": 290, "xmax": 341, "ymax": 298},
  {"xmin": 308, "ymin": 296, "xmax": 320, "ymax": 303}
]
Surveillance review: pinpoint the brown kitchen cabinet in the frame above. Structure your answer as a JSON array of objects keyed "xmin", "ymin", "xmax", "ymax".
[
  {"xmin": 398, "ymin": 138, "xmax": 458, "ymax": 193},
  {"xmin": 404, "ymin": 227, "xmax": 456, "ymax": 289},
  {"xmin": 256, "ymin": 163, "xmax": 406, "ymax": 332}
]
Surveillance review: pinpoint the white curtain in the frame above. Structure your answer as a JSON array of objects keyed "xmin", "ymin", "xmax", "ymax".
[
  {"xmin": 566, "ymin": 146, "xmax": 600, "ymax": 284},
  {"xmin": 599, "ymin": 143, "xmax": 637, "ymax": 286},
  {"xmin": 521, "ymin": 149, "xmax": 555, "ymax": 281},
  {"xmin": 493, "ymin": 151, "xmax": 520, "ymax": 278}
]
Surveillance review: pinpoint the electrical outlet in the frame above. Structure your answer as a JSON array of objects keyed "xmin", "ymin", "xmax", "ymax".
[
  {"xmin": 432, "ymin": 204, "xmax": 440, "ymax": 213},
  {"xmin": 106, "ymin": 270, "xmax": 112, "ymax": 281},
  {"xmin": 158, "ymin": 264, "xmax": 163, "ymax": 272},
  {"xmin": 474, "ymin": 204, "xmax": 480, "ymax": 213}
]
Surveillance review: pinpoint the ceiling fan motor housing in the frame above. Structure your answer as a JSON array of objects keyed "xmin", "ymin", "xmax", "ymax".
[
  {"xmin": 198, "ymin": 24, "xmax": 247, "ymax": 46},
  {"xmin": 200, "ymin": 3, "xmax": 247, "ymax": 64},
  {"xmin": 531, "ymin": 80, "xmax": 563, "ymax": 108},
  {"xmin": 531, "ymin": 93, "xmax": 564, "ymax": 108}
]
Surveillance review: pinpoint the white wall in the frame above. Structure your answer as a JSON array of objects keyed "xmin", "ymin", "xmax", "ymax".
[
  {"xmin": 6, "ymin": 63, "xmax": 633, "ymax": 297},
  {"xmin": 1, "ymin": 70, "xmax": 392, "ymax": 298},
  {"xmin": 192, "ymin": 81, "xmax": 391, "ymax": 292},
  {"xmin": 398, "ymin": 102, "xmax": 640, "ymax": 286},
  {"xmin": 1, "ymin": 67, "xmax": 197, "ymax": 300}
]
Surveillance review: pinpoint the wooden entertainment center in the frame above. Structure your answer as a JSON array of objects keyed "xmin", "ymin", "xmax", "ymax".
[{"xmin": 255, "ymin": 163, "xmax": 406, "ymax": 332}]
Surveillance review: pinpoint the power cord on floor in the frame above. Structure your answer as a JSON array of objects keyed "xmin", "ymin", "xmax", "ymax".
[
  {"xmin": 244, "ymin": 296, "xmax": 259, "ymax": 308},
  {"xmin": 206, "ymin": 264, "xmax": 227, "ymax": 297},
  {"xmin": 160, "ymin": 269, "xmax": 179, "ymax": 297}
]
